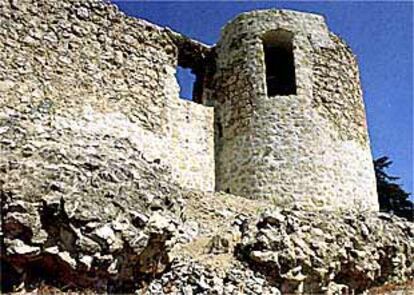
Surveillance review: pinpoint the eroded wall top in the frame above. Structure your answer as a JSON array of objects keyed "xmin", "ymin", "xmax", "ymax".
[
  {"xmin": 0, "ymin": 0, "xmax": 215, "ymax": 198},
  {"xmin": 0, "ymin": 1, "xmax": 377, "ymax": 210}
]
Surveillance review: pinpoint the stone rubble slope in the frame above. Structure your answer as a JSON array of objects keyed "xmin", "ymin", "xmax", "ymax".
[
  {"xmin": 0, "ymin": 0, "xmax": 413, "ymax": 293},
  {"xmin": 2, "ymin": 185, "xmax": 414, "ymax": 293},
  {"xmin": 1, "ymin": 99, "xmax": 188, "ymax": 292},
  {"xmin": 239, "ymin": 207, "xmax": 414, "ymax": 294},
  {"xmin": 137, "ymin": 258, "xmax": 281, "ymax": 295}
]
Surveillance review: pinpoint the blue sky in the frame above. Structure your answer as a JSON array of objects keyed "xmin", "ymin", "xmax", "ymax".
[{"xmin": 113, "ymin": 1, "xmax": 413, "ymax": 198}]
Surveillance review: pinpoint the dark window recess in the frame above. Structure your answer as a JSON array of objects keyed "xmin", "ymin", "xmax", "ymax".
[
  {"xmin": 216, "ymin": 122, "xmax": 223, "ymax": 138},
  {"xmin": 263, "ymin": 30, "xmax": 296, "ymax": 96}
]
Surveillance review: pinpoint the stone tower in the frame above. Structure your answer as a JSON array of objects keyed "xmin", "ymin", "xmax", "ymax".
[
  {"xmin": 209, "ymin": 10, "xmax": 378, "ymax": 210},
  {"xmin": 0, "ymin": 0, "xmax": 379, "ymax": 212}
]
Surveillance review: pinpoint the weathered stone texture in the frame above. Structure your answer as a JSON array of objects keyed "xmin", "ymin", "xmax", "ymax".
[
  {"xmin": 0, "ymin": 0, "xmax": 214, "ymax": 192},
  {"xmin": 312, "ymin": 33, "xmax": 369, "ymax": 145},
  {"xmin": 212, "ymin": 10, "xmax": 378, "ymax": 210},
  {"xmin": 1, "ymin": 1, "xmax": 401, "ymax": 293},
  {"xmin": 2, "ymin": 188, "xmax": 413, "ymax": 293},
  {"xmin": 0, "ymin": 0, "xmax": 378, "ymax": 209},
  {"xmin": 240, "ymin": 208, "xmax": 414, "ymax": 294}
]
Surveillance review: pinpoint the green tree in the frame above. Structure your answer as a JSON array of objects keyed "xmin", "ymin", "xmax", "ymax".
[{"xmin": 374, "ymin": 156, "xmax": 413, "ymax": 221}]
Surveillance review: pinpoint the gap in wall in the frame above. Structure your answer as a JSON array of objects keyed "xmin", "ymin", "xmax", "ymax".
[{"xmin": 176, "ymin": 66, "xmax": 196, "ymax": 100}]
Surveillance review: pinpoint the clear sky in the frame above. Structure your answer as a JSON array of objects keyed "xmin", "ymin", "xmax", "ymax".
[{"xmin": 113, "ymin": 1, "xmax": 413, "ymax": 199}]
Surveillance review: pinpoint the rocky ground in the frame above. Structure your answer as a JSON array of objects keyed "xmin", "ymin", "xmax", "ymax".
[
  {"xmin": 0, "ymin": 0, "xmax": 413, "ymax": 293},
  {"xmin": 2, "ymin": 187, "xmax": 413, "ymax": 294}
]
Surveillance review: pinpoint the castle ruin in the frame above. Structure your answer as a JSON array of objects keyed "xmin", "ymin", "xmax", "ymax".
[
  {"xmin": 2, "ymin": 1, "xmax": 413, "ymax": 293},
  {"xmin": 205, "ymin": 10, "xmax": 378, "ymax": 210},
  {"xmin": 117, "ymin": 8, "xmax": 380, "ymax": 211},
  {"xmin": 0, "ymin": 0, "xmax": 378, "ymax": 211}
]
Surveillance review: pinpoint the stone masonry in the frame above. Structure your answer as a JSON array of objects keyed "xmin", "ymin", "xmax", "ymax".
[
  {"xmin": 0, "ymin": 0, "xmax": 377, "ymax": 216},
  {"xmin": 2, "ymin": 1, "xmax": 411, "ymax": 294},
  {"xmin": 209, "ymin": 10, "xmax": 378, "ymax": 210}
]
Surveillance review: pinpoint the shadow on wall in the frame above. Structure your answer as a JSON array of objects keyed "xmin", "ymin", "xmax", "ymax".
[{"xmin": 263, "ymin": 29, "xmax": 296, "ymax": 96}]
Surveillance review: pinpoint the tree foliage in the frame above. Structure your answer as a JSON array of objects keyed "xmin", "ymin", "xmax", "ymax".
[{"xmin": 374, "ymin": 156, "xmax": 413, "ymax": 221}]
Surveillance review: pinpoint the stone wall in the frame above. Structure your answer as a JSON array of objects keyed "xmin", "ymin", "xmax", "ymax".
[
  {"xmin": 0, "ymin": 0, "xmax": 378, "ymax": 209},
  {"xmin": 2, "ymin": 2, "xmax": 406, "ymax": 294},
  {"xmin": 211, "ymin": 9, "xmax": 378, "ymax": 210},
  {"xmin": 0, "ymin": 0, "xmax": 214, "ymax": 193}
]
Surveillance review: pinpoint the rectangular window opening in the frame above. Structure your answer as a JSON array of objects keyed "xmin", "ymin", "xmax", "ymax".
[
  {"xmin": 263, "ymin": 30, "xmax": 296, "ymax": 96},
  {"xmin": 176, "ymin": 66, "xmax": 196, "ymax": 101}
]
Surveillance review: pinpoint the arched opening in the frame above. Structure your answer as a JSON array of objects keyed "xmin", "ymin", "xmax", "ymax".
[{"xmin": 262, "ymin": 30, "xmax": 296, "ymax": 96}]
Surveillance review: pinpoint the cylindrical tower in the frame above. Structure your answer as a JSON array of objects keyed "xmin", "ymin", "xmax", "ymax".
[{"xmin": 212, "ymin": 9, "xmax": 378, "ymax": 210}]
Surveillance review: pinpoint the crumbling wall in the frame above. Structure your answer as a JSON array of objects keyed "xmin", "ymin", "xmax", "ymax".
[
  {"xmin": 0, "ymin": 0, "xmax": 214, "ymax": 193},
  {"xmin": 0, "ymin": 2, "xmax": 411, "ymax": 293},
  {"xmin": 212, "ymin": 9, "xmax": 378, "ymax": 210}
]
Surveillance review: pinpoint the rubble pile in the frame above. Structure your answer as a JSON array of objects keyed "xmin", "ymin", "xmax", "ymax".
[
  {"xmin": 1, "ymin": 0, "xmax": 412, "ymax": 294},
  {"xmin": 239, "ymin": 208, "xmax": 414, "ymax": 293}
]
